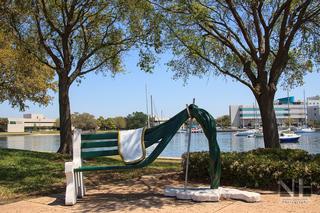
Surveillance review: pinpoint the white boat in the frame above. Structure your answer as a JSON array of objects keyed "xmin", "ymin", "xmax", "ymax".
[
  {"xmin": 279, "ymin": 132, "xmax": 301, "ymax": 142},
  {"xmin": 294, "ymin": 127, "xmax": 316, "ymax": 133},
  {"xmin": 228, "ymin": 126, "xmax": 237, "ymax": 130},
  {"xmin": 190, "ymin": 128, "xmax": 203, "ymax": 133},
  {"xmin": 235, "ymin": 129, "xmax": 258, "ymax": 136},
  {"xmin": 254, "ymin": 132, "xmax": 264, "ymax": 137},
  {"xmin": 177, "ymin": 128, "xmax": 187, "ymax": 133}
]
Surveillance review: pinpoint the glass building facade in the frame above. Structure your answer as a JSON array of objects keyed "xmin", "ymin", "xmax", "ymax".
[{"xmin": 230, "ymin": 96, "xmax": 306, "ymax": 127}]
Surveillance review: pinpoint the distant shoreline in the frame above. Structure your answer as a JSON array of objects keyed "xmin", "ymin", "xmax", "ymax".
[
  {"xmin": 0, "ymin": 132, "xmax": 60, "ymax": 136},
  {"xmin": 0, "ymin": 129, "xmax": 240, "ymax": 137}
]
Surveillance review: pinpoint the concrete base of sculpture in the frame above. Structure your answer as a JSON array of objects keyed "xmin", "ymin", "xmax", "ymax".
[{"xmin": 164, "ymin": 187, "xmax": 260, "ymax": 203}]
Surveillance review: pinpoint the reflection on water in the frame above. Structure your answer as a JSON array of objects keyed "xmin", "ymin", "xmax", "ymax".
[
  {"xmin": 1, "ymin": 131, "xmax": 320, "ymax": 157},
  {"xmin": 0, "ymin": 135, "xmax": 60, "ymax": 152},
  {"xmin": 152, "ymin": 131, "xmax": 320, "ymax": 157}
]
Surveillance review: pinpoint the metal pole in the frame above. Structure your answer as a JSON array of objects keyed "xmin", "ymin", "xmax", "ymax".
[{"xmin": 184, "ymin": 98, "xmax": 195, "ymax": 191}]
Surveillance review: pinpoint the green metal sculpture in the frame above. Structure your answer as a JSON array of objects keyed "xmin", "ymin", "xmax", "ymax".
[{"xmin": 75, "ymin": 104, "xmax": 221, "ymax": 189}]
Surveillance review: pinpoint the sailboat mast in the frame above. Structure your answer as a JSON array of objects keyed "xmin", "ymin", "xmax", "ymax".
[
  {"xmin": 287, "ymin": 90, "xmax": 290, "ymax": 128},
  {"xmin": 151, "ymin": 95, "xmax": 153, "ymax": 127},
  {"xmin": 146, "ymin": 84, "xmax": 150, "ymax": 128},
  {"xmin": 304, "ymin": 89, "xmax": 307, "ymax": 127}
]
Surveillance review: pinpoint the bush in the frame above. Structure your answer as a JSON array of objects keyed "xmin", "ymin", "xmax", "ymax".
[{"xmin": 181, "ymin": 148, "xmax": 320, "ymax": 192}]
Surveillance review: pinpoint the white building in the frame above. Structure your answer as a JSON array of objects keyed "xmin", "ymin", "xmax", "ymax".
[
  {"xmin": 149, "ymin": 115, "xmax": 170, "ymax": 126},
  {"xmin": 230, "ymin": 96, "xmax": 307, "ymax": 127},
  {"xmin": 5, "ymin": 114, "xmax": 57, "ymax": 132},
  {"xmin": 307, "ymin": 95, "xmax": 320, "ymax": 122}
]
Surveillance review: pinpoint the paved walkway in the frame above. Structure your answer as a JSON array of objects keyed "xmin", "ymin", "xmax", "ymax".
[{"xmin": 1, "ymin": 176, "xmax": 319, "ymax": 213}]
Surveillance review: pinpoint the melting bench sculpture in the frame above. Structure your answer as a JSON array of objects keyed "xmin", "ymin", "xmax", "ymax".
[{"xmin": 65, "ymin": 104, "xmax": 221, "ymax": 205}]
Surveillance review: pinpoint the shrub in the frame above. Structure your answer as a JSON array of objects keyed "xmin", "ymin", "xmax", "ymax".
[{"xmin": 181, "ymin": 148, "xmax": 320, "ymax": 192}]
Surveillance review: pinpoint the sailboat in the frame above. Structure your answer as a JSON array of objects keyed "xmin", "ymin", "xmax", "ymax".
[
  {"xmin": 294, "ymin": 90, "xmax": 316, "ymax": 133},
  {"xmin": 279, "ymin": 90, "xmax": 301, "ymax": 143},
  {"xmin": 279, "ymin": 131, "xmax": 301, "ymax": 142}
]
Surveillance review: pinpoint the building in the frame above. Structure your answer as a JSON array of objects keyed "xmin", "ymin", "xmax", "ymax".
[
  {"xmin": 230, "ymin": 96, "xmax": 307, "ymax": 127},
  {"xmin": 149, "ymin": 115, "xmax": 170, "ymax": 126},
  {"xmin": 5, "ymin": 114, "xmax": 57, "ymax": 132},
  {"xmin": 307, "ymin": 95, "xmax": 320, "ymax": 122}
]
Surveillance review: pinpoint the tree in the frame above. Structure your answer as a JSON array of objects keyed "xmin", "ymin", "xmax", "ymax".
[
  {"xmin": 126, "ymin": 112, "xmax": 148, "ymax": 129},
  {"xmin": 97, "ymin": 116, "xmax": 107, "ymax": 130},
  {"xmin": 33, "ymin": 123, "xmax": 38, "ymax": 132},
  {"xmin": 105, "ymin": 118, "xmax": 117, "ymax": 130},
  {"xmin": 284, "ymin": 117, "xmax": 295, "ymax": 126},
  {"xmin": 215, "ymin": 115, "xmax": 231, "ymax": 128},
  {"xmin": 0, "ymin": 29, "xmax": 57, "ymax": 111},
  {"xmin": 0, "ymin": 118, "xmax": 8, "ymax": 131},
  {"xmin": 155, "ymin": 0, "xmax": 320, "ymax": 148},
  {"xmin": 53, "ymin": 118, "xmax": 60, "ymax": 129},
  {"xmin": 5, "ymin": 0, "xmax": 160, "ymax": 154},
  {"xmin": 114, "ymin": 116, "xmax": 127, "ymax": 129},
  {"xmin": 72, "ymin": 112, "xmax": 98, "ymax": 131}
]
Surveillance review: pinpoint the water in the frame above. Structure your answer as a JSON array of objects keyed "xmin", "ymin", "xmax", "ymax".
[
  {"xmin": 0, "ymin": 131, "xmax": 320, "ymax": 157},
  {"xmin": 0, "ymin": 134, "xmax": 60, "ymax": 152}
]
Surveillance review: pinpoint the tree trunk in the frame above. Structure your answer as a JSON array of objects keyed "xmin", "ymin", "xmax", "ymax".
[
  {"xmin": 57, "ymin": 75, "xmax": 73, "ymax": 154},
  {"xmin": 257, "ymin": 92, "xmax": 281, "ymax": 148}
]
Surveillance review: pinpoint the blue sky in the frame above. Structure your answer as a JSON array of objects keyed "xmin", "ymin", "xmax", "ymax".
[{"xmin": 1, "ymin": 52, "xmax": 319, "ymax": 120}]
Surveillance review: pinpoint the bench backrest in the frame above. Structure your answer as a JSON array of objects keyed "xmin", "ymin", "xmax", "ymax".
[
  {"xmin": 80, "ymin": 132, "xmax": 119, "ymax": 158},
  {"xmin": 78, "ymin": 131, "xmax": 158, "ymax": 159}
]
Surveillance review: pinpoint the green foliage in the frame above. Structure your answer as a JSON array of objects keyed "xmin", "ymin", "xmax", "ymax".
[
  {"xmin": 114, "ymin": 116, "xmax": 127, "ymax": 129},
  {"xmin": 105, "ymin": 118, "xmax": 117, "ymax": 130},
  {"xmin": 125, "ymin": 111, "xmax": 148, "ymax": 129},
  {"xmin": 159, "ymin": 0, "xmax": 319, "ymax": 88},
  {"xmin": 97, "ymin": 116, "xmax": 107, "ymax": 130},
  {"xmin": 154, "ymin": 0, "xmax": 320, "ymax": 149},
  {"xmin": 0, "ymin": 118, "xmax": 8, "ymax": 126},
  {"xmin": 53, "ymin": 118, "xmax": 60, "ymax": 128},
  {"xmin": 182, "ymin": 148, "xmax": 320, "ymax": 192},
  {"xmin": 33, "ymin": 124, "xmax": 38, "ymax": 132},
  {"xmin": 72, "ymin": 112, "xmax": 98, "ymax": 130},
  {"xmin": 307, "ymin": 119, "xmax": 319, "ymax": 127},
  {"xmin": 284, "ymin": 117, "xmax": 296, "ymax": 126},
  {"xmin": 0, "ymin": 29, "xmax": 57, "ymax": 111},
  {"xmin": 215, "ymin": 115, "xmax": 231, "ymax": 128},
  {"xmin": 4, "ymin": 0, "xmax": 161, "ymax": 154}
]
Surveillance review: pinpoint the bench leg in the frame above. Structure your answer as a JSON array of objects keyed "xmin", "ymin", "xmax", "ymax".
[
  {"xmin": 76, "ymin": 171, "xmax": 86, "ymax": 198},
  {"xmin": 65, "ymin": 162, "xmax": 77, "ymax": 205}
]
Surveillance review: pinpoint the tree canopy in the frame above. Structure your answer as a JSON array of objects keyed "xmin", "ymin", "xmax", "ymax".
[
  {"xmin": 105, "ymin": 118, "xmax": 117, "ymax": 130},
  {"xmin": 4, "ymin": 0, "xmax": 161, "ymax": 154},
  {"xmin": 215, "ymin": 115, "xmax": 231, "ymax": 128},
  {"xmin": 126, "ymin": 111, "xmax": 148, "ymax": 129},
  {"xmin": 153, "ymin": 0, "xmax": 320, "ymax": 148},
  {"xmin": 72, "ymin": 112, "xmax": 98, "ymax": 130},
  {"xmin": 114, "ymin": 116, "xmax": 127, "ymax": 129},
  {"xmin": 0, "ymin": 29, "xmax": 57, "ymax": 111}
]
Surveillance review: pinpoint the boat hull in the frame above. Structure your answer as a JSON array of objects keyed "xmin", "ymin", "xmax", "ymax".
[
  {"xmin": 280, "ymin": 137, "xmax": 300, "ymax": 142},
  {"xmin": 294, "ymin": 128, "xmax": 315, "ymax": 133},
  {"xmin": 279, "ymin": 133, "xmax": 301, "ymax": 142}
]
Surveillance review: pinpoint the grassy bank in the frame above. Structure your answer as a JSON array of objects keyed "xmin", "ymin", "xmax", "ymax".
[
  {"xmin": 0, "ymin": 148, "xmax": 181, "ymax": 204},
  {"xmin": 3, "ymin": 147, "xmax": 319, "ymax": 205}
]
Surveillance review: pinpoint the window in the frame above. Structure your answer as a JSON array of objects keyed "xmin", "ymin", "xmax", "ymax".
[{"xmin": 9, "ymin": 121, "xmax": 16, "ymax": 124}]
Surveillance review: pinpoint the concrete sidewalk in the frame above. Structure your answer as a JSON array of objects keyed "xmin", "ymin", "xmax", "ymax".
[{"xmin": 1, "ymin": 176, "xmax": 319, "ymax": 213}]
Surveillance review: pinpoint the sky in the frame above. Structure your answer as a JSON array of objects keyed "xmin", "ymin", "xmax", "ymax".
[{"xmin": 1, "ymin": 53, "xmax": 319, "ymax": 120}]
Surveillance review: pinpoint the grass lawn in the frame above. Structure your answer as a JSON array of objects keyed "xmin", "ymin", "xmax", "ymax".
[{"xmin": 0, "ymin": 148, "xmax": 182, "ymax": 204}]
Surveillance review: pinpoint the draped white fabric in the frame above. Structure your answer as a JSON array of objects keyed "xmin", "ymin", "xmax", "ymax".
[{"xmin": 118, "ymin": 127, "xmax": 146, "ymax": 164}]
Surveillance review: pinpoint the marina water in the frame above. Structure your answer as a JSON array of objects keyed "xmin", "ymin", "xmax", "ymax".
[{"xmin": 1, "ymin": 131, "xmax": 320, "ymax": 157}]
